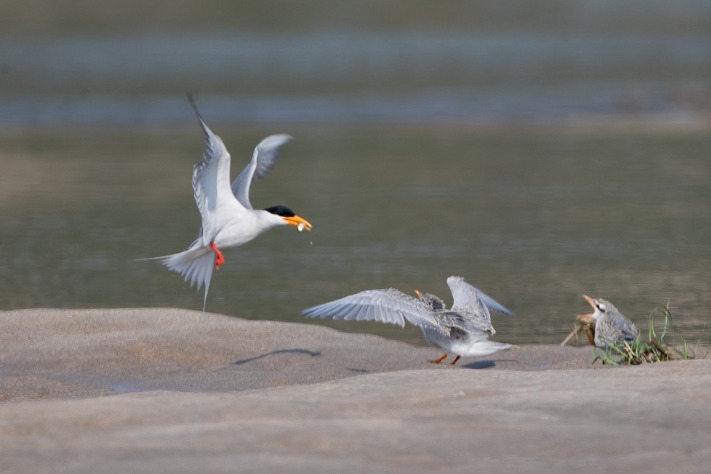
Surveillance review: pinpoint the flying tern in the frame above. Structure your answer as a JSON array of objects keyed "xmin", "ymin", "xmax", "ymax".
[{"xmin": 151, "ymin": 94, "xmax": 312, "ymax": 308}]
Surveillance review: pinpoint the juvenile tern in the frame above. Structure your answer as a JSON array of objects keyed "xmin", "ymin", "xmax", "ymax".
[
  {"xmin": 151, "ymin": 94, "xmax": 312, "ymax": 308},
  {"xmin": 302, "ymin": 276, "xmax": 515, "ymax": 365},
  {"xmin": 583, "ymin": 294, "xmax": 638, "ymax": 349}
]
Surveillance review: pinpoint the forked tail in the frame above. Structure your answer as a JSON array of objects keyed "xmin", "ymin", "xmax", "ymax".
[{"xmin": 150, "ymin": 245, "xmax": 215, "ymax": 310}]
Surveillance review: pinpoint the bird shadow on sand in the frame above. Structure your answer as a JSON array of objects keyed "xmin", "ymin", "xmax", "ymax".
[
  {"xmin": 461, "ymin": 358, "xmax": 519, "ymax": 370},
  {"xmin": 232, "ymin": 349, "xmax": 322, "ymax": 365}
]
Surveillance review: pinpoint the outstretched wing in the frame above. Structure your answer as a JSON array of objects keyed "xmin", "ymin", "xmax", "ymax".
[
  {"xmin": 447, "ymin": 276, "xmax": 514, "ymax": 316},
  {"xmin": 302, "ymin": 288, "xmax": 449, "ymax": 337},
  {"xmin": 231, "ymin": 134, "xmax": 293, "ymax": 209},
  {"xmin": 188, "ymin": 94, "xmax": 246, "ymax": 244}
]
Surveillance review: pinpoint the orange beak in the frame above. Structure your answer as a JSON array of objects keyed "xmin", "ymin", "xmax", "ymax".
[
  {"xmin": 283, "ymin": 215, "xmax": 313, "ymax": 232},
  {"xmin": 582, "ymin": 294, "xmax": 595, "ymax": 308},
  {"xmin": 414, "ymin": 290, "xmax": 422, "ymax": 298}
]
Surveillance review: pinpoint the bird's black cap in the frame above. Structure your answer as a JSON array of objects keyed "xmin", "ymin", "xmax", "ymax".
[{"xmin": 264, "ymin": 205, "xmax": 296, "ymax": 217}]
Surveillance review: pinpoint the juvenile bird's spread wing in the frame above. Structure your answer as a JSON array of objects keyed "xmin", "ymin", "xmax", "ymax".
[
  {"xmin": 302, "ymin": 288, "xmax": 449, "ymax": 337},
  {"xmin": 231, "ymin": 134, "xmax": 293, "ymax": 209},
  {"xmin": 447, "ymin": 276, "xmax": 514, "ymax": 316}
]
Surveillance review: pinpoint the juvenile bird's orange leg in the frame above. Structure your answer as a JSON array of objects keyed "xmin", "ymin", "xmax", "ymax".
[
  {"xmin": 428, "ymin": 353, "xmax": 448, "ymax": 364},
  {"xmin": 450, "ymin": 355, "xmax": 461, "ymax": 365},
  {"xmin": 210, "ymin": 242, "xmax": 225, "ymax": 269}
]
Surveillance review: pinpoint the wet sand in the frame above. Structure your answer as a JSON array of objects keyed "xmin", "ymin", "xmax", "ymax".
[{"xmin": 1, "ymin": 308, "xmax": 710, "ymax": 472}]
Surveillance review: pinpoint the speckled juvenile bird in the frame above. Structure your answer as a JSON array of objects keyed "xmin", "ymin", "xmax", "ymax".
[
  {"xmin": 583, "ymin": 294, "xmax": 638, "ymax": 348},
  {"xmin": 302, "ymin": 276, "xmax": 516, "ymax": 365}
]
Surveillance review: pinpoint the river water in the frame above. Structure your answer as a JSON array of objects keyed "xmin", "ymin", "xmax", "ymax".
[{"xmin": 1, "ymin": 2, "xmax": 709, "ymax": 348}]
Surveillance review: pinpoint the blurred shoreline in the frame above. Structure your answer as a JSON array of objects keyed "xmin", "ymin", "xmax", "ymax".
[
  {"xmin": 0, "ymin": 113, "xmax": 708, "ymax": 136},
  {"xmin": 2, "ymin": 30, "xmax": 709, "ymax": 128}
]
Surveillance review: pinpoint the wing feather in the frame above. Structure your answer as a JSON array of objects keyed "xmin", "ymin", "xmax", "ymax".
[
  {"xmin": 231, "ymin": 134, "xmax": 293, "ymax": 209},
  {"xmin": 302, "ymin": 288, "xmax": 448, "ymax": 336},
  {"xmin": 438, "ymin": 310, "xmax": 493, "ymax": 336},
  {"xmin": 447, "ymin": 276, "xmax": 514, "ymax": 316},
  {"xmin": 187, "ymin": 94, "xmax": 246, "ymax": 244},
  {"xmin": 596, "ymin": 313, "xmax": 638, "ymax": 347}
]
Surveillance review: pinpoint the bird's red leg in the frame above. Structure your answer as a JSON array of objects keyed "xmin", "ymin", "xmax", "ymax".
[
  {"xmin": 450, "ymin": 355, "xmax": 461, "ymax": 365},
  {"xmin": 210, "ymin": 242, "xmax": 225, "ymax": 269},
  {"xmin": 428, "ymin": 353, "xmax": 448, "ymax": 364}
]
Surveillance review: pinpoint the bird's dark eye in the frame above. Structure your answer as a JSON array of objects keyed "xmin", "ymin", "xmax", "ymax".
[
  {"xmin": 596, "ymin": 303, "xmax": 606, "ymax": 312},
  {"xmin": 264, "ymin": 205, "xmax": 295, "ymax": 217}
]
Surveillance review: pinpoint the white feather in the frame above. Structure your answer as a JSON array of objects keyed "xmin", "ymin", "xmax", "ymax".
[{"xmin": 147, "ymin": 95, "xmax": 306, "ymax": 309}]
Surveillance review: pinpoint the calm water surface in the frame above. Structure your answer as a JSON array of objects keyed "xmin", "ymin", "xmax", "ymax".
[
  {"xmin": 1, "ymin": 126, "xmax": 709, "ymax": 348},
  {"xmin": 1, "ymin": 1, "xmax": 710, "ymax": 349}
]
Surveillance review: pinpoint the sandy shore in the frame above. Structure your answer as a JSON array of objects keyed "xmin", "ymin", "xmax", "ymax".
[{"xmin": 1, "ymin": 308, "xmax": 709, "ymax": 472}]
